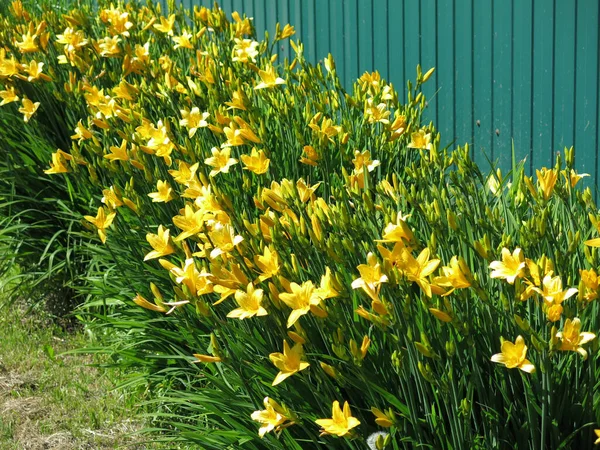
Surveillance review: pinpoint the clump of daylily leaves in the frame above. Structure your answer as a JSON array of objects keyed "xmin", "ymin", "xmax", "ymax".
[{"xmin": 1, "ymin": 0, "xmax": 600, "ymax": 448}]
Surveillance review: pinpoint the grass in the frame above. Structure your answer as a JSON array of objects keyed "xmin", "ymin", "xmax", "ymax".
[{"xmin": 0, "ymin": 291, "xmax": 190, "ymax": 450}]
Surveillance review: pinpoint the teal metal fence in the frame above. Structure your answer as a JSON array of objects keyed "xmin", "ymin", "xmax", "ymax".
[{"xmin": 161, "ymin": 0, "xmax": 599, "ymax": 184}]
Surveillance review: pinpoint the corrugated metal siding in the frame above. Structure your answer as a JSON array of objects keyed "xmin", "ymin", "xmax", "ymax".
[{"xmin": 166, "ymin": 0, "xmax": 600, "ymax": 184}]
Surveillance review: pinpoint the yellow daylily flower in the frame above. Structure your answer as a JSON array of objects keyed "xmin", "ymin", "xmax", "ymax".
[
  {"xmin": 489, "ymin": 247, "xmax": 526, "ymax": 284},
  {"xmin": 193, "ymin": 354, "xmax": 221, "ymax": 363},
  {"xmin": 133, "ymin": 293, "xmax": 167, "ymax": 313},
  {"xmin": 351, "ymin": 252, "xmax": 388, "ymax": 301},
  {"xmin": 434, "ymin": 256, "xmax": 471, "ymax": 295},
  {"xmin": 254, "ymin": 65, "xmax": 286, "ymax": 90},
  {"xmin": 563, "ymin": 168, "xmax": 589, "ymax": 188},
  {"xmin": 232, "ymin": 38, "xmax": 260, "ymax": 63},
  {"xmin": 251, "ymin": 397, "xmax": 292, "ymax": 438},
  {"xmin": 396, "ymin": 247, "xmax": 440, "ymax": 298},
  {"xmin": 205, "ymin": 147, "xmax": 238, "ymax": 177},
  {"xmin": 315, "ymin": 401, "xmax": 360, "ymax": 437},
  {"xmin": 101, "ymin": 186, "xmax": 123, "ymax": 209},
  {"xmin": 153, "ymin": 14, "xmax": 176, "ymax": 35},
  {"xmin": 172, "ymin": 204, "xmax": 205, "ymax": 241},
  {"xmin": 491, "ymin": 335, "xmax": 535, "ymax": 373},
  {"xmin": 594, "ymin": 429, "xmax": 600, "ymax": 445},
  {"xmin": 254, "ymin": 246, "xmax": 280, "ymax": 281},
  {"xmin": 104, "ymin": 139, "xmax": 129, "ymax": 161},
  {"xmin": 0, "ymin": 86, "xmax": 19, "ymax": 106},
  {"xmin": 44, "ymin": 150, "xmax": 70, "ymax": 174},
  {"xmin": 269, "ymin": 341, "xmax": 309, "ymax": 386},
  {"xmin": 71, "ymin": 120, "xmax": 93, "ymax": 142},
  {"xmin": 227, "ymin": 283, "xmax": 267, "ymax": 319},
  {"xmin": 25, "ymin": 60, "xmax": 50, "ymax": 82},
  {"xmin": 144, "ymin": 225, "xmax": 175, "ymax": 261},
  {"xmin": 279, "ymin": 24, "xmax": 295, "ymax": 39},
  {"xmin": 316, "ymin": 267, "xmax": 339, "ymax": 299},
  {"xmin": 172, "ymin": 29, "xmax": 194, "ymax": 50},
  {"xmin": 241, "ymin": 148, "xmax": 270, "ymax": 174},
  {"xmin": 148, "ymin": 180, "xmax": 175, "ymax": 203},
  {"xmin": 580, "ymin": 268, "xmax": 599, "ymax": 301},
  {"xmin": 279, "ymin": 280, "xmax": 322, "ymax": 328},
  {"xmin": 555, "ymin": 318, "xmax": 596, "ymax": 360},
  {"xmin": 18, "ymin": 98, "xmax": 39, "ymax": 122},
  {"xmin": 407, "ymin": 129, "xmax": 432, "ymax": 150},
  {"xmin": 375, "ymin": 211, "xmax": 414, "ymax": 245},
  {"xmin": 207, "ymin": 223, "xmax": 243, "ymax": 259},
  {"xmin": 536, "ymin": 167, "xmax": 558, "ymax": 200},
  {"xmin": 371, "ymin": 407, "xmax": 394, "ymax": 428},
  {"xmin": 364, "ymin": 99, "xmax": 390, "ymax": 124},
  {"xmin": 98, "ymin": 36, "xmax": 121, "ymax": 57},
  {"xmin": 16, "ymin": 30, "xmax": 39, "ymax": 53},
  {"xmin": 180, "ymin": 107, "xmax": 209, "ymax": 138},
  {"xmin": 84, "ymin": 207, "xmax": 116, "ymax": 244}
]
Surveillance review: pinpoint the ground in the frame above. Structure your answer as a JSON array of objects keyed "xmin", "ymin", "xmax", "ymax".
[{"xmin": 0, "ymin": 296, "xmax": 180, "ymax": 450}]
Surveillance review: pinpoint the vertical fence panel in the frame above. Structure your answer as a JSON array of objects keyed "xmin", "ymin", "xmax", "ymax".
[
  {"xmin": 420, "ymin": 0, "xmax": 437, "ymax": 126},
  {"xmin": 329, "ymin": 1, "xmax": 345, "ymax": 83},
  {"xmin": 492, "ymin": 0, "xmax": 512, "ymax": 171},
  {"xmin": 553, "ymin": 1, "xmax": 576, "ymax": 155},
  {"xmin": 454, "ymin": 0, "xmax": 473, "ymax": 149},
  {"xmin": 343, "ymin": 0, "xmax": 359, "ymax": 88},
  {"xmin": 532, "ymin": 0, "xmax": 555, "ymax": 169},
  {"xmin": 436, "ymin": 0, "xmax": 455, "ymax": 147},
  {"xmin": 387, "ymin": 2, "xmax": 404, "ymax": 100},
  {"xmin": 575, "ymin": 0, "xmax": 599, "ymax": 191},
  {"xmin": 472, "ymin": 0, "xmax": 493, "ymax": 167},
  {"xmin": 402, "ymin": 1, "xmax": 420, "ymax": 97},
  {"xmin": 372, "ymin": 0, "xmax": 388, "ymax": 80},
  {"xmin": 512, "ymin": 0, "xmax": 534, "ymax": 168}
]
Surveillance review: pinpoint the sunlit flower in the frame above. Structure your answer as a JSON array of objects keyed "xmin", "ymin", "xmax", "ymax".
[
  {"xmin": 254, "ymin": 65, "xmax": 285, "ymax": 90},
  {"xmin": 315, "ymin": 401, "xmax": 360, "ymax": 437},
  {"xmin": 205, "ymin": 147, "xmax": 238, "ymax": 177},
  {"xmin": 251, "ymin": 397, "xmax": 292, "ymax": 438},
  {"xmin": 536, "ymin": 167, "xmax": 558, "ymax": 200},
  {"xmin": 279, "ymin": 280, "xmax": 322, "ymax": 328},
  {"xmin": 232, "ymin": 38, "xmax": 259, "ymax": 63},
  {"xmin": 84, "ymin": 207, "xmax": 116, "ymax": 244},
  {"xmin": 227, "ymin": 283, "xmax": 267, "ymax": 319},
  {"xmin": 180, "ymin": 107, "xmax": 209, "ymax": 138},
  {"xmin": 98, "ymin": 36, "xmax": 121, "ymax": 57},
  {"xmin": 0, "ymin": 86, "xmax": 19, "ymax": 106},
  {"xmin": 407, "ymin": 129, "xmax": 432, "ymax": 150},
  {"xmin": 491, "ymin": 335, "xmax": 535, "ymax": 373},
  {"xmin": 351, "ymin": 252, "xmax": 388, "ymax": 301},
  {"xmin": 44, "ymin": 150, "xmax": 72, "ymax": 174},
  {"xmin": 241, "ymin": 148, "xmax": 270, "ymax": 174},
  {"xmin": 144, "ymin": 225, "xmax": 175, "ymax": 261},
  {"xmin": 489, "ymin": 248, "xmax": 526, "ymax": 284},
  {"xmin": 172, "ymin": 29, "xmax": 194, "ymax": 50},
  {"xmin": 555, "ymin": 318, "xmax": 596, "ymax": 360},
  {"xmin": 153, "ymin": 14, "xmax": 176, "ymax": 35},
  {"xmin": 269, "ymin": 341, "xmax": 309, "ymax": 385},
  {"xmin": 148, "ymin": 180, "xmax": 176, "ymax": 203},
  {"xmin": 104, "ymin": 139, "xmax": 129, "ymax": 161},
  {"xmin": 18, "ymin": 98, "xmax": 39, "ymax": 122}
]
